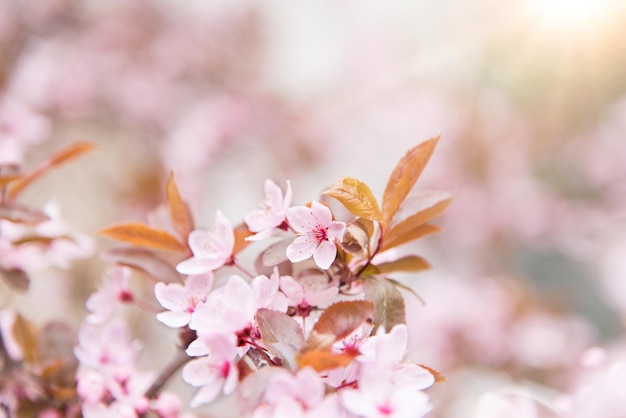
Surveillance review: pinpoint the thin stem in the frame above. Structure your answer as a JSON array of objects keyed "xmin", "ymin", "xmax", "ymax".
[
  {"xmin": 144, "ymin": 349, "xmax": 191, "ymax": 399},
  {"xmin": 132, "ymin": 298, "xmax": 161, "ymax": 314}
]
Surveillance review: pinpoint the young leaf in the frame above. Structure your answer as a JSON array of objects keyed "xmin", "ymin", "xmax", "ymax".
[
  {"xmin": 256, "ymin": 309, "xmax": 305, "ymax": 351},
  {"xmin": 341, "ymin": 219, "xmax": 372, "ymax": 257},
  {"xmin": 98, "ymin": 223, "xmax": 186, "ymax": 253},
  {"xmin": 0, "ymin": 268, "xmax": 30, "ymax": 292},
  {"xmin": 0, "ymin": 203, "xmax": 51, "ymax": 224},
  {"xmin": 298, "ymin": 350, "xmax": 353, "ymax": 372},
  {"xmin": 382, "ymin": 136, "xmax": 440, "ymax": 227},
  {"xmin": 385, "ymin": 191, "xmax": 451, "ymax": 239},
  {"xmin": 380, "ymin": 223, "xmax": 442, "ymax": 252},
  {"xmin": 165, "ymin": 172, "xmax": 195, "ymax": 243},
  {"xmin": 364, "ymin": 276, "xmax": 406, "ymax": 332},
  {"xmin": 233, "ymin": 224, "xmax": 254, "ymax": 254},
  {"xmin": 12, "ymin": 313, "xmax": 39, "ymax": 364},
  {"xmin": 323, "ymin": 177, "xmax": 382, "ymax": 221},
  {"xmin": 306, "ymin": 300, "xmax": 374, "ymax": 351},
  {"xmin": 375, "ymin": 255, "xmax": 431, "ymax": 274},
  {"xmin": 101, "ymin": 247, "xmax": 185, "ymax": 283},
  {"xmin": 8, "ymin": 142, "xmax": 97, "ymax": 200}
]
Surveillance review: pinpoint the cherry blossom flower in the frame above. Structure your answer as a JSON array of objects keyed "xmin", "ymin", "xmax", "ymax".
[
  {"xmin": 245, "ymin": 179, "xmax": 292, "ymax": 241},
  {"xmin": 182, "ymin": 333, "xmax": 239, "ymax": 406},
  {"xmin": 285, "ymin": 201, "xmax": 346, "ymax": 269},
  {"xmin": 86, "ymin": 266, "xmax": 134, "ymax": 324},
  {"xmin": 186, "ymin": 274, "xmax": 287, "ymax": 356},
  {"xmin": 252, "ymin": 368, "xmax": 343, "ymax": 418},
  {"xmin": 279, "ymin": 273, "xmax": 338, "ymax": 317},
  {"xmin": 154, "ymin": 273, "xmax": 214, "ymax": 328},
  {"xmin": 74, "ymin": 321, "xmax": 141, "ymax": 380},
  {"xmin": 176, "ymin": 210, "xmax": 234, "ymax": 275}
]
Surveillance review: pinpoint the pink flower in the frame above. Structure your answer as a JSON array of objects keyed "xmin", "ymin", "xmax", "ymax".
[
  {"xmin": 279, "ymin": 274, "xmax": 338, "ymax": 317},
  {"xmin": 245, "ymin": 180, "xmax": 292, "ymax": 241},
  {"xmin": 86, "ymin": 266, "xmax": 134, "ymax": 324},
  {"xmin": 176, "ymin": 210, "xmax": 234, "ymax": 275},
  {"xmin": 154, "ymin": 273, "xmax": 214, "ymax": 328},
  {"xmin": 286, "ymin": 201, "xmax": 346, "ymax": 270},
  {"xmin": 181, "ymin": 333, "xmax": 239, "ymax": 407}
]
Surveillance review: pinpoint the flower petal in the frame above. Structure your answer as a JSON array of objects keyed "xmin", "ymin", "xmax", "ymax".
[
  {"xmin": 154, "ymin": 282, "xmax": 186, "ymax": 311},
  {"xmin": 286, "ymin": 206, "xmax": 315, "ymax": 234},
  {"xmin": 313, "ymin": 240, "xmax": 337, "ymax": 270},
  {"xmin": 156, "ymin": 311, "xmax": 191, "ymax": 328},
  {"xmin": 286, "ymin": 236, "xmax": 317, "ymax": 263},
  {"xmin": 310, "ymin": 201, "xmax": 332, "ymax": 226},
  {"xmin": 176, "ymin": 256, "xmax": 222, "ymax": 275}
]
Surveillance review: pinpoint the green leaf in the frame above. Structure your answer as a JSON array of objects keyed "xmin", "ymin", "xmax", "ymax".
[
  {"xmin": 364, "ymin": 276, "xmax": 406, "ymax": 332},
  {"xmin": 323, "ymin": 177, "xmax": 382, "ymax": 221},
  {"xmin": 382, "ymin": 136, "xmax": 440, "ymax": 227},
  {"xmin": 306, "ymin": 300, "xmax": 374, "ymax": 350},
  {"xmin": 376, "ymin": 255, "xmax": 431, "ymax": 274}
]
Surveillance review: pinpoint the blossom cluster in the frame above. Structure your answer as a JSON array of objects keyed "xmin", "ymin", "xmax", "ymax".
[{"xmin": 0, "ymin": 138, "xmax": 448, "ymax": 417}]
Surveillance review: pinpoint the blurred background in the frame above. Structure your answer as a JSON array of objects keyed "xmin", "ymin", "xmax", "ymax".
[{"xmin": 1, "ymin": 0, "xmax": 626, "ymax": 416}]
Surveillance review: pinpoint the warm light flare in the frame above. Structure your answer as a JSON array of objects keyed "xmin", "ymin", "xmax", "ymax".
[{"xmin": 527, "ymin": 0, "xmax": 619, "ymax": 32}]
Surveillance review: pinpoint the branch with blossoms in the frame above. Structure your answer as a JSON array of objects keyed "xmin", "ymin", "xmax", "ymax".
[
  {"xmin": 1, "ymin": 137, "xmax": 449, "ymax": 417},
  {"xmin": 84, "ymin": 135, "xmax": 450, "ymax": 417}
]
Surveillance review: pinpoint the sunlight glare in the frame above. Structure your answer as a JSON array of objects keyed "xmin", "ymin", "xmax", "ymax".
[{"xmin": 527, "ymin": 0, "xmax": 618, "ymax": 32}]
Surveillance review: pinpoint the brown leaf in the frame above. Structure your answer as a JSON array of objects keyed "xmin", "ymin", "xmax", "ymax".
[
  {"xmin": 0, "ymin": 203, "xmax": 51, "ymax": 224},
  {"xmin": 0, "ymin": 268, "xmax": 30, "ymax": 292},
  {"xmin": 256, "ymin": 309, "xmax": 305, "ymax": 349},
  {"xmin": 306, "ymin": 300, "xmax": 374, "ymax": 350},
  {"xmin": 233, "ymin": 224, "xmax": 254, "ymax": 254},
  {"xmin": 364, "ymin": 276, "xmax": 406, "ymax": 332},
  {"xmin": 341, "ymin": 219, "xmax": 372, "ymax": 257},
  {"xmin": 418, "ymin": 363, "xmax": 446, "ymax": 383},
  {"xmin": 376, "ymin": 255, "xmax": 431, "ymax": 274},
  {"xmin": 384, "ymin": 192, "xmax": 451, "ymax": 247},
  {"xmin": 8, "ymin": 142, "xmax": 97, "ymax": 199},
  {"xmin": 166, "ymin": 172, "xmax": 195, "ymax": 243},
  {"xmin": 101, "ymin": 247, "xmax": 184, "ymax": 283},
  {"xmin": 382, "ymin": 136, "xmax": 440, "ymax": 227},
  {"xmin": 12, "ymin": 313, "xmax": 39, "ymax": 364},
  {"xmin": 98, "ymin": 222, "xmax": 186, "ymax": 253},
  {"xmin": 323, "ymin": 177, "xmax": 382, "ymax": 221},
  {"xmin": 298, "ymin": 350, "xmax": 353, "ymax": 372},
  {"xmin": 380, "ymin": 223, "xmax": 442, "ymax": 252}
]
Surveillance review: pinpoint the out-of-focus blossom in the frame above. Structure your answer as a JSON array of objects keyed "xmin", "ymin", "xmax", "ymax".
[
  {"xmin": 176, "ymin": 211, "xmax": 234, "ymax": 275},
  {"xmin": 182, "ymin": 333, "xmax": 239, "ymax": 407},
  {"xmin": 154, "ymin": 273, "xmax": 214, "ymax": 328},
  {"xmin": 245, "ymin": 179, "xmax": 292, "ymax": 241},
  {"xmin": 85, "ymin": 266, "xmax": 134, "ymax": 324},
  {"xmin": 0, "ymin": 98, "xmax": 50, "ymax": 164},
  {"xmin": 286, "ymin": 201, "xmax": 346, "ymax": 269}
]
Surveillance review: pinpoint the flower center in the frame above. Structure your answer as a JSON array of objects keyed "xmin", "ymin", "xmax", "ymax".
[{"xmin": 313, "ymin": 226, "xmax": 328, "ymax": 243}]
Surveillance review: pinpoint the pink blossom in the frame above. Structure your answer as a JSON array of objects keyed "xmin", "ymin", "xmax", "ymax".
[
  {"xmin": 74, "ymin": 321, "xmax": 141, "ymax": 379},
  {"xmin": 86, "ymin": 266, "xmax": 134, "ymax": 324},
  {"xmin": 154, "ymin": 273, "xmax": 214, "ymax": 328},
  {"xmin": 187, "ymin": 274, "xmax": 287, "ymax": 356},
  {"xmin": 176, "ymin": 210, "xmax": 234, "ymax": 275},
  {"xmin": 340, "ymin": 365, "xmax": 432, "ymax": 418},
  {"xmin": 286, "ymin": 201, "xmax": 346, "ymax": 269},
  {"xmin": 245, "ymin": 180, "xmax": 292, "ymax": 241},
  {"xmin": 252, "ymin": 368, "xmax": 343, "ymax": 418},
  {"xmin": 182, "ymin": 333, "xmax": 239, "ymax": 406},
  {"xmin": 279, "ymin": 273, "xmax": 338, "ymax": 316}
]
